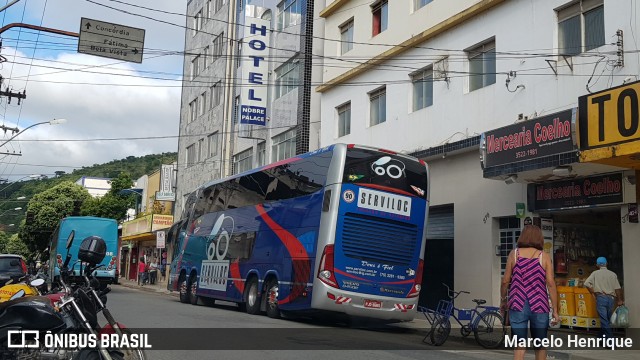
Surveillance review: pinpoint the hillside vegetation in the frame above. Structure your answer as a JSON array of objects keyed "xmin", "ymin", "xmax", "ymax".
[{"xmin": 0, "ymin": 152, "xmax": 177, "ymax": 235}]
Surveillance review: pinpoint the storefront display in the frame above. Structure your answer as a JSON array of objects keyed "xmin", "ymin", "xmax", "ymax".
[{"xmin": 550, "ymin": 210, "xmax": 623, "ymax": 329}]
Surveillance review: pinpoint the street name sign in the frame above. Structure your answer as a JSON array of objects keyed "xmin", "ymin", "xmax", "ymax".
[{"xmin": 78, "ymin": 17, "xmax": 145, "ymax": 63}]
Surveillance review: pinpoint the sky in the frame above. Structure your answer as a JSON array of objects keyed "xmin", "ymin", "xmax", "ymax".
[{"xmin": 0, "ymin": 0, "xmax": 187, "ymax": 182}]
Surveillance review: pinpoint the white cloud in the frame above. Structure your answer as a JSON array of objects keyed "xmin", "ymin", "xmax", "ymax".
[{"xmin": 0, "ymin": 0, "xmax": 186, "ymax": 181}]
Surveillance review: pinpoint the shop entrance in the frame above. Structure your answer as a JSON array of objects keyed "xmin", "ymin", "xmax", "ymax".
[
  {"xmin": 546, "ymin": 206, "xmax": 623, "ymax": 330},
  {"xmin": 551, "ymin": 207, "xmax": 623, "ymax": 285}
]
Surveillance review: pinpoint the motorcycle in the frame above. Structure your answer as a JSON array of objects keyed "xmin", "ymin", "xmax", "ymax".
[
  {"xmin": 0, "ymin": 276, "xmax": 47, "ymax": 302},
  {"xmin": 0, "ymin": 230, "xmax": 144, "ymax": 360}
]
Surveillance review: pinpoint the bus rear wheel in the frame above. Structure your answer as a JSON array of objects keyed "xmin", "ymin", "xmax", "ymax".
[
  {"xmin": 188, "ymin": 276, "xmax": 199, "ymax": 305},
  {"xmin": 244, "ymin": 277, "xmax": 261, "ymax": 315},
  {"xmin": 265, "ymin": 279, "xmax": 280, "ymax": 319},
  {"xmin": 178, "ymin": 276, "xmax": 188, "ymax": 304}
]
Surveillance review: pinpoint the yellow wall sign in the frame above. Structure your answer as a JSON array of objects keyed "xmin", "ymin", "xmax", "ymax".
[{"xmin": 578, "ymin": 80, "xmax": 640, "ymax": 150}]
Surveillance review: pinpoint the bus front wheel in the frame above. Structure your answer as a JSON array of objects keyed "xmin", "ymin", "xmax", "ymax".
[{"xmin": 265, "ymin": 279, "xmax": 280, "ymax": 319}]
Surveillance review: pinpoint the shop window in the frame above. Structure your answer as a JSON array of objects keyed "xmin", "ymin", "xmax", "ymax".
[{"xmin": 499, "ymin": 217, "xmax": 521, "ymax": 276}]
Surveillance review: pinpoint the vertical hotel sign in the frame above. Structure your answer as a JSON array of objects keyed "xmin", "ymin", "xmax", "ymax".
[
  {"xmin": 156, "ymin": 164, "xmax": 176, "ymax": 201},
  {"xmin": 240, "ymin": 17, "xmax": 270, "ymax": 126}
]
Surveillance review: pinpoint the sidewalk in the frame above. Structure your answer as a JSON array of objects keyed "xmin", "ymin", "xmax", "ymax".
[
  {"xmin": 114, "ymin": 281, "xmax": 637, "ymax": 359},
  {"xmin": 117, "ymin": 277, "xmax": 177, "ymax": 297},
  {"xmin": 393, "ymin": 315, "xmax": 639, "ymax": 360}
]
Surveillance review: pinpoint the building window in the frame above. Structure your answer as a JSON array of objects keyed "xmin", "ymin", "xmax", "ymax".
[
  {"xmin": 414, "ymin": 0, "xmax": 433, "ymax": 11},
  {"xmin": 186, "ymin": 144, "xmax": 196, "ymax": 167},
  {"xmin": 369, "ymin": 87, "xmax": 386, "ymax": 126},
  {"xmin": 257, "ymin": 141, "xmax": 266, "ymax": 167},
  {"xmin": 412, "ymin": 67, "xmax": 433, "ymax": 111},
  {"xmin": 275, "ymin": 58, "xmax": 299, "ymax": 98},
  {"xmin": 340, "ymin": 19, "xmax": 354, "ymax": 54},
  {"xmin": 210, "ymin": 82, "xmax": 222, "ymax": 109},
  {"xmin": 467, "ymin": 40, "xmax": 496, "ymax": 92},
  {"xmin": 200, "ymin": 92, "xmax": 207, "ymax": 115},
  {"xmin": 234, "ymin": 96, "xmax": 240, "ymax": 124},
  {"xmin": 237, "ymin": 39, "xmax": 242, "ymax": 68},
  {"xmin": 215, "ymin": 0, "xmax": 225, "ymax": 14},
  {"xmin": 212, "ymin": 33, "xmax": 224, "ymax": 61},
  {"xmin": 557, "ymin": 1, "xmax": 604, "ymax": 56},
  {"xmin": 233, "ymin": 148, "xmax": 253, "ymax": 174},
  {"xmin": 207, "ymin": 132, "xmax": 219, "ymax": 158},
  {"xmin": 194, "ymin": 10, "xmax": 202, "ymax": 34},
  {"xmin": 499, "ymin": 217, "xmax": 521, "ymax": 276},
  {"xmin": 189, "ymin": 99, "xmax": 197, "ymax": 123},
  {"xmin": 203, "ymin": 46, "xmax": 209, "ymax": 69},
  {"xmin": 192, "ymin": 55, "xmax": 201, "ymax": 79},
  {"xmin": 277, "ymin": 0, "xmax": 301, "ymax": 31},
  {"xmin": 372, "ymin": 1, "xmax": 388, "ymax": 36},
  {"xmin": 207, "ymin": 0, "xmax": 212, "ymax": 19},
  {"xmin": 337, "ymin": 102, "xmax": 351, "ymax": 137},
  {"xmin": 198, "ymin": 138, "xmax": 205, "ymax": 162},
  {"xmin": 272, "ymin": 129, "xmax": 296, "ymax": 162}
]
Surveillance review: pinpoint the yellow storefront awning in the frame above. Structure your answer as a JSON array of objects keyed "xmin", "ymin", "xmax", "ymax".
[{"xmin": 121, "ymin": 232, "xmax": 156, "ymax": 242}]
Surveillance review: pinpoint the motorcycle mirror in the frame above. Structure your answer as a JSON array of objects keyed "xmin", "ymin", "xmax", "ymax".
[
  {"xmin": 30, "ymin": 278, "xmax": 45, "ymax": 287},
  {"xmin": 9, "ymin": 289, "xmax": 25, "ymax": 300},
  {"xmin": 66, "ymin": 230, "xmax": 75, "ymax": 249}
]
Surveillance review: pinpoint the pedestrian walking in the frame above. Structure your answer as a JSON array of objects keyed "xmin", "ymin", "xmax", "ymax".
[
  {"xmin": 138, "ymin": 257, "xmax": 147, "ymax": 286},
  {"xmin": 584, "ymin": 257, "xmax": 624, "ymax": 338},
  {"xmin": 149, "ymin": 258, "xmax": 158, "ymax": 285},
  {"xmin": 500, "ymin": 225, "xmax": 559, "ymax": 360}
]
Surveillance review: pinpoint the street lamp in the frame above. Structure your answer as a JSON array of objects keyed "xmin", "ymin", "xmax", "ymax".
[{"xmin": 0, "ymin": 118, "xmax": 67, "ymax": 149}]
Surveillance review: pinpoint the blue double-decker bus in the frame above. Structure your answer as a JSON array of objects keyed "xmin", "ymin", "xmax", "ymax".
[{"xmin": 168, "ymin": 144, "xmax": 429, "ymax": 320}]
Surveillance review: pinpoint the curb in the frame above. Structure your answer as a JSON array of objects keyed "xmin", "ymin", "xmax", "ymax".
[{"xmin": 116, "ymin": 282, "xmax": 178, "ymax": 297}]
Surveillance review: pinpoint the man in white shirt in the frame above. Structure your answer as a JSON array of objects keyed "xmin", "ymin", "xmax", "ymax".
[{"xmin": 584, "ymin": 257, "xmax": 624, "ymax": 338}]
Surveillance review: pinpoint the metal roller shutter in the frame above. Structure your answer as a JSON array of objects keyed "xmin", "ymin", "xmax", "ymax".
[{"xmin": 426, "ymin": 204, "xmax": 454, "ymax": 239}]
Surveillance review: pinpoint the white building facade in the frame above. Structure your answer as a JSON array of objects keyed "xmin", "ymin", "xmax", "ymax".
[{"xmin": 318, "ymin": 0, "xmax": 639, "ymax": 333}]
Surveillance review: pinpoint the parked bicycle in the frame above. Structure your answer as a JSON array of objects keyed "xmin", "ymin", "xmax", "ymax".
[{"xmin": 417, "ymin": 283, "xmax": 505, "ymax": 348}]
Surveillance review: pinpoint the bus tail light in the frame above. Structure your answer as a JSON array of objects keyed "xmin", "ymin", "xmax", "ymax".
[
  {"xmin": 318, "ymin": 245, "xmax": 339, "ymax": 288},
  {"xmin": 407, "ymin": 259, "xmax": 424, "ymax": 298}
]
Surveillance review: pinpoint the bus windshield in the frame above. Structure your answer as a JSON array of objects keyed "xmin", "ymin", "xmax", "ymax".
[{"xmin": 343, "ymin": 148, "xmax": 428, "ymax": 199}]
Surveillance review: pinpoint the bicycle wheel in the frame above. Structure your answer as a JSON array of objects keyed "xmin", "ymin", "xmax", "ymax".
[
  {"xmin": 474, "ymin": 311, "xmax": 505, "ymax": 349},
  {"xmin": 430, "ymin": 317, "xmax": 451, "ymax": 346}
]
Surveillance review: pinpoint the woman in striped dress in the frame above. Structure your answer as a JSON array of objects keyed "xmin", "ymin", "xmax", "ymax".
[{"xmin": 500, "ymin": 225, "xmax": 559, "ymax": 360}]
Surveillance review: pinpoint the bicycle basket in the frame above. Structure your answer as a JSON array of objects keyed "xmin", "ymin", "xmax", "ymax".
[
  {"xmin": 458, "ymin": 309, "xmax": 473, "ymax": 321},
  {"xmin": 436, "ymin": 300, "xmax": 453, "ymax": 316}
]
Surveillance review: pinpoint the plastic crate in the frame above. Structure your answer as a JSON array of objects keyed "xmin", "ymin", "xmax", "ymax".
[{"xmin": 437, "ymin": 300, "xmax": 453, "ymax": 316}]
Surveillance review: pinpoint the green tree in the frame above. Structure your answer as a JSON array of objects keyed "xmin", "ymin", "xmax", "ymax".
[
  {"xmin": 81, "ymin": 172, "xmax": 135, "ymax": 222},
  {"xmin": 19, "ymin": 181, "xmax": 92, "ymax": 253},
  {"xmin": 5, "ymin": 234, "xmax": 29, "ymax": 258},
  {"xmin": 0, "ymin": 231, "xmax": 9, "ymax": 253}
]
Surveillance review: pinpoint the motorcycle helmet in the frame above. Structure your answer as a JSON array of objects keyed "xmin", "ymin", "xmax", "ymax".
[{"xmin": 78, "ymin": 236, "xmax": 107, "ymax": 265}]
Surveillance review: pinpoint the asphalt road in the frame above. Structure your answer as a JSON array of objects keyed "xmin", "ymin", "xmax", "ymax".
[{"xmin": 104, "ymin": 285, "xmax": 523, "ymax": 360}]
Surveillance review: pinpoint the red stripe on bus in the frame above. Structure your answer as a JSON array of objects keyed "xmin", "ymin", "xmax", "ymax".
[
  {"xmin": 357, "ymin": 183, "xmax": 415, "ymax": 197},
  {"xmin": 256, "ymin": 204, "xmax": 310, "ymax": 305},
  {"xmin": 230, "ymin": 261, "xmax": 244, "ymax": 294}
]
